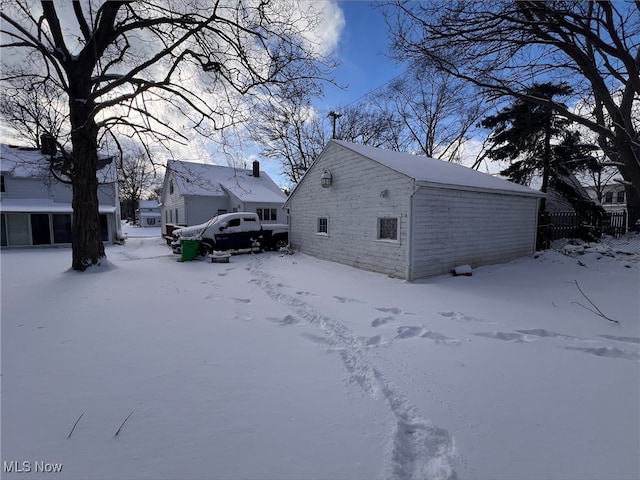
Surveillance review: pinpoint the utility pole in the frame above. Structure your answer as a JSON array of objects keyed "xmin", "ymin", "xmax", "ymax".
[{"xmin": 327, "ymin": 111, "xmax": 342, "ymax": 139}]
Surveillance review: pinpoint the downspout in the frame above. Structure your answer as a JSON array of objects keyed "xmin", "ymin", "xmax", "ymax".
[
  {"xmin": 406, "ymin": 182, "xmax": 418, "ymax": 281},
  {"xmin": 184, "ymin": 195, "xmax": 188, "ymax": 226}
]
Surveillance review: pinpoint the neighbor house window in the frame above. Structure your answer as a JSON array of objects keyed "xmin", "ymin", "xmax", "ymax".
[
  {"xmin": 317, "ymin": 217, "xmax": 328, "ymax": 235},
  {"xmin": 378, "ymin": 217, "xmax": 398, "ymax": 241},
  {"xmin": 6, "ymin": 213, "xmax": 30, "ymax": 245},
  {"xmin": 257, "ymin": 208, "xmax": 277, "ymax": 221},
  {"xmin": 169, "ymin": 181, "xmax": 174, "ymax": 194},
  {"xmin": 604, "ymin": 191, "xmax": 613, "ymax": 203},
  {"xmin": 30, "ymin": 213, "xmax": 51, "ymax": 245},
  {"xmin": 1, "ymin": 175, "xmax": 5, "ymax": 193},
  {"xmin": 616, "ymin": 190, "xmax": 625, "ymax": 203},
  {"xmin": 100, "ymin": 215, "xmax": 109, "ymax": 241},
  {"xmin": 52, "ymin": 214, "xmax": 72, "ymax": 244},
  {"xmin": 1, "ymin": 214, "xmax": 6, "ymax": 246},
  {"xmin": 175, "ymin": 209, "xmax": 178, "ymax": 224}
]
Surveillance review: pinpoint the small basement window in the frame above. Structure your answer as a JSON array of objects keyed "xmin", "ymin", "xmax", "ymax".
[
  {"xmin": 317, "ymin": 217, "xmax": 328, "ymax": 235},
  {"xmin": 378, "ymin": 217, "xmax": 398, "ymax": 241}
]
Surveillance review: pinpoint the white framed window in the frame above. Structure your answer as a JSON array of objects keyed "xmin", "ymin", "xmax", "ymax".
[
  {"xmin": 317, "ymin": 217, "xmax": 328, "ymax": 235},
  {"xmin": 377, "ymin": 217, "xmax": 398, "ymax": 241},
  {"xmin": 257, "ymin": 208, "xmax": 277, "ymax": 221}
]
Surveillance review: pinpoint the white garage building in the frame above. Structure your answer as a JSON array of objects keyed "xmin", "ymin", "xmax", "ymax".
[{"xmin": 285, "ymin": 140, "xmax": 544, "ymax": 280}]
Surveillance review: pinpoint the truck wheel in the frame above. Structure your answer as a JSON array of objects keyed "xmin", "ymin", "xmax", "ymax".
[
  {"xmin": 273, "ymin": 237, "xmax": 288, "ymax": 250},
  {"xmin": 199, "ymin": 241, "xmax": 213, "ymax": 256}
]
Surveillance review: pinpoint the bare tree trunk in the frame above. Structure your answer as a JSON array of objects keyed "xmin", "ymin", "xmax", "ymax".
[
  {"xmin": 69, "ymin": 96, "xmax": 105, "ymax": 271},
  {"xmin": 71, "ymin": 154, "xmax": 105, "ymax": 270}
]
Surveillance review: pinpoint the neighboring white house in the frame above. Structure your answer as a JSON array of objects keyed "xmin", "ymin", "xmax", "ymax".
[
  {"xmin": 0, "ymin": 144, "xmax": 122, "ymax": 247},
  {"xmin": 160, "ymin": 160, "xmax": 287, "ymax": 236},
  {"xmin": 137, "ymin": 199, "xmax": 161, "ymax": 227},
  {"xmin": 585, "ymin": 183, "xmax": 627, "ymax": 213},
  {"xmin": 285, "ymin": 140, "xmax": 545, "ymax": 280}
]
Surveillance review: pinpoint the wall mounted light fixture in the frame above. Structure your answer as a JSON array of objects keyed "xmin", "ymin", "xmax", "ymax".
[{"xmin": 321, "ymin": 169, "xmax": 332, "ymax": 188}]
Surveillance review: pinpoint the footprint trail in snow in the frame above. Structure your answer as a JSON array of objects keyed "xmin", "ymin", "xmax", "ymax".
[{"xmin": 249, "ymin": 256, "xmax": 459, "ymax": 480}]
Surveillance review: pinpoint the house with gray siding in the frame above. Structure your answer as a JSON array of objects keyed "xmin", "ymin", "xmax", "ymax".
[
  {"xmin": 0, "ymin": 144, "xmax": 121, "ymax": 247},
  {"xmin": 137, "ymin": 199, "xmax": 161, "ymax": 227},
  {"xmin": 285, "ymin": 140, "xmax": 545, "ymax": 280},
  {"xmin": 160, "ymin": 160, "xmax": 286, "ymax": 236}
]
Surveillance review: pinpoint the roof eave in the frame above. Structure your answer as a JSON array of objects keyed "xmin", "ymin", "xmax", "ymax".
[{"xmin": 416, "ymin": 180, "xmax": 546, "ymax": 198}]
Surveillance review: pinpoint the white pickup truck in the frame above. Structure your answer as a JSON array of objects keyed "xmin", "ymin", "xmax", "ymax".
[{"xmin": 169, "ymin": 212, "xmax": 289, "ymax": 255}]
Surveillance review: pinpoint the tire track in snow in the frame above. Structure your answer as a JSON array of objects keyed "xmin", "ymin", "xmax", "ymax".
[{"xmin": 249, "ymin": 256, "xmax": 458, "ymax": 480}]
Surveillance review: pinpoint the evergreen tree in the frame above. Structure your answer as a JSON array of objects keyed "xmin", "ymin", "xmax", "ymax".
[{"xmin": 481, "ymin": 83, "xmax": 603, "ymax": 216}]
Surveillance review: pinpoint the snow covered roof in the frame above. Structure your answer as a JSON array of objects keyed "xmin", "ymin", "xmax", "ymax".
[
  {"xmin": 1, "ymin": 144, "xmax": 117, "ymax": 183},
  {"xmin": 0, "ymin": 198, "xmax": 116, "ymax": 213},
  {"xmin": 138, "ymin": 200, "xmax": 160, "ymax": 209},
  {"xmin": 333, "ymin": 140, "xmax": 544, "ymax": 197},
  {"xmin": 167, "ymin": 160, "xmax": 286, "ymax": 203}
]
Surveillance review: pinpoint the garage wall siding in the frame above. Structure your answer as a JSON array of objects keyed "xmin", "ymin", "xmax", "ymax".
[
  {"xmin": 410, "ymin": 187, "xmax": 539, "ymax": 279},
  {"xmin": 288, "ymin": 143, "xmax": 413, "ymax": 278}
]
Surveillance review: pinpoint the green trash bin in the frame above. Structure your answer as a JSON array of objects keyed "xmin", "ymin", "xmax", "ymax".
[{"xmin": 180, "ymin": 239, "xmax": 201, "ymax": 262}]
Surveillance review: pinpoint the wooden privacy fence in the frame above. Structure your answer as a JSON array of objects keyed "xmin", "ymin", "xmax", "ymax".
[{"xmin": 537, "ymin": 210, "xmax": 628, "ymax": 249}]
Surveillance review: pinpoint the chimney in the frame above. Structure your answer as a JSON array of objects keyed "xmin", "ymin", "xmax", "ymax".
[
  {"xmin": 252, "ymin": 160, "xmax": 260, "ymax": 178},
  {"xmin": 40, "ymin": 134, "xmax": 56, "ymax": 156}
]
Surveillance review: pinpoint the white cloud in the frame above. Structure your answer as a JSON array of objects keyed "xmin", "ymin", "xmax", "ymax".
[{"xmin": 299, "ymin": 0, "xmax": 346, "ymax": 57}]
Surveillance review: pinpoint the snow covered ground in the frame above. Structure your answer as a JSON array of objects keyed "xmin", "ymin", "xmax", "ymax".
[{"xmin": 2, "ymin": 225, "xmax": 639, "ymax": 480}]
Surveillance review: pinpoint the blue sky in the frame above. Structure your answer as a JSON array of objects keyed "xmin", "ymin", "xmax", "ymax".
[
  {"xmin": 257, "ymin": 1, "xmax": 406, "ymax": 186},
  {"xmin": 318, "ymin": 1, "xmax": 404, "ymax": 116}
]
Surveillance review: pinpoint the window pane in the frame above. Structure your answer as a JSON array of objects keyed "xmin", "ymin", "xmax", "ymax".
[
  {"xmin": 31, "ymin": 213, "xmax": 52, "ymax": 245},
  {"xmin": 270, "ymin": 209, "xmax": 277, "ymax": 220},
  {"xmin": 379, "ymin": 218, "xmax": 397, "ymax": 240},
  {"xmin": 257, "ymin": 209, "xmax": 264, "ymax": 220},
  {"xmin": 604, "ymin": 192, "xmax": 613, "ymax": 203},
  {"xmin": 100, "ymin": 215, "xmax": 109, "ymax": 241},
  {"xmin": 1, "ymin": 214, "xmax": 6, "ymax": 246},
  {"xmin": 616, "ymin": 191, "xmax": 625, "ymax": 203},
  {"xmin": 317, "ymin": 217, "xmax": 328, "ymax": 233},
  {"xmin": 53, "ymin": 214, "xmax": 72, "ymax": 243},
  {"xmin": 7, "ymin": 213, "xmax": 30, "ymax": 245}
]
